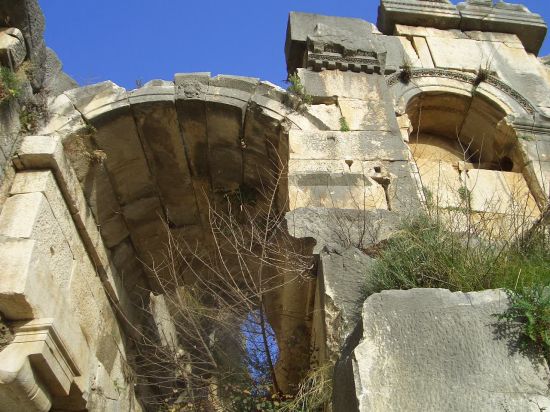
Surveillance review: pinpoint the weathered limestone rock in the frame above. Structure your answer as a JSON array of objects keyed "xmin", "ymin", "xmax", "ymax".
[
  {"xmin": 0, "ymin": 28, "xmax": 26, "ymax": 69},
  {"xmin": 336, "ymin": 289, "xmax": 550, "ymax": 412},
  {"xmin": 311, "ymin": 245, "xmax": 374, "ymax": 365},
  {"xmin": 457, "ymin": 0, "xmax": 547, "ymax": 54},
  {"xmin": 378, "ymin": 0, "xmax": 461, "ymax": 35},
  {"xmin": 1, "ymin": 1, "xmax": 550, "ymax": 409},
  {"xmin": 0, "ymin": 0, "xmax": 47, "ymax": 89},
  {"xmin": 286, "ymin": 12, "xmax": 379, "ymax": 75},
  {"xmin": 286, "ymin": 207, "xmax": 403, "ymax": 254},
  {"xmin": 42, "ymin": 48, "xmax": 78, "ymax": 96}
]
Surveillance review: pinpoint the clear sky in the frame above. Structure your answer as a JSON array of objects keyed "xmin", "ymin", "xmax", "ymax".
[{"xmin": 40, "ymin": 1, "xmax": 550, "ymax": 90}]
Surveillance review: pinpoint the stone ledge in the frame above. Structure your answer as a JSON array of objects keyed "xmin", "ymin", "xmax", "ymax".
[
  {"xmin": 457, "ymin": 1, "xmax": 547, "ymax": 55},
  {"xmin": 378, "ymin": 0, "xmax": 461, "ymax": 35}
]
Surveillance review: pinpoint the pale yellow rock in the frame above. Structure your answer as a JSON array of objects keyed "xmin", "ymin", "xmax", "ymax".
[
  {"xmin": 426, "ymin": 37, "xmax": 483, "ymax": 71},
  {"xmin": 0, "ymin": 192, "xmax": 74, "ymax": 291},
  {"xmin": 465, "ymin": 169, "xmax": 540, "ymax": 217},
  {"xmin": 397, "ymin": 37, "xmax": 422, "ymax": 68},
  {"xmin": 412, "ymin": 36, "xmax": 435, "ymax": 68},
  {"xmin": 307, "ymin": 103, "xmax": 342, "ymax": 130}
]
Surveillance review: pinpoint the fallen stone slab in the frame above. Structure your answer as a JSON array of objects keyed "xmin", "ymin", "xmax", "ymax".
[{"xmin": 335, "ymin": 288, "xmax": 550, "ymax": 412}]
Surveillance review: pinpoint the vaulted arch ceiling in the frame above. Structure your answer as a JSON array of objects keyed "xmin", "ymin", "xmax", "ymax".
[{"xmin": 38, "ymin": 73, "xmax": 327, "ymax": 392}]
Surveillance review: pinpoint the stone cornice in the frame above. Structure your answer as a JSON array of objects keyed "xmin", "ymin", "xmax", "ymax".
[{"xmin": 386, "ymin": 68, "xmax": 537, "ymax": 115}]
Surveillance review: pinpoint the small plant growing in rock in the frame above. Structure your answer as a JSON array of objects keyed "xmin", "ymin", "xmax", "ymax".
[
  {"xmin": 474, "ymin": 66, "xmax": 491, "ymax": 86},
  {"xmin": 339, "ymin": 116, "xmax": 351, "ymax": 132},
  {"xmin": 498, "ymin": 285, "xmax": 550, "ymax": 361},
  {"xmin": 457, "ymin": 185, "xmax": 472, "ymax": 208},
  {"xmin": 518, "ymin": 133, "xmax": 536, "ymax": 142},
  {"xmin": 474, "ymin": 57, "xmax": 495, "ymax": 87},
  {"xmin": 0, "ymin": 66, "xmax": 20, "ymax": 103},
  {"xmin": 286, "ymin": 73, "xmax": 313, "ymax": 110},
  {"xmin": 399, "ymin": 60, "xmax": 413, "ymax": 84},
  {"xmin": 422, "ymin": 187, "xmax": 434, "ymax": 206},
  {"xmin": 63, "ymin": 123, "xmax": 107, "ymax": 165},
  {"xmin": 19, "ymin": 101, "xmax": 48, "ymax": 133}
]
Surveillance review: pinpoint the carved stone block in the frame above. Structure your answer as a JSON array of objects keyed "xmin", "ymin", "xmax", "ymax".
[{"xmin": 0, "ymin": 319, "xmax": 83, "ymax": 412}]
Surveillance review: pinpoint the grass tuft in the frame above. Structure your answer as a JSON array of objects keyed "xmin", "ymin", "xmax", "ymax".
[
  {"xmin": 363, "ymin": 214, "xmax": 550, "ymax": 297},
  {"xmin": 286, "ymin": 73, "xmax": 313, "ymax": 109},
  {"xmin": 0, "ymin": 66, "xmax": 20, "ymax": 103},
  {"xmin": 339, "ymin": 116, "xmax": 350, "ymax": 132}
]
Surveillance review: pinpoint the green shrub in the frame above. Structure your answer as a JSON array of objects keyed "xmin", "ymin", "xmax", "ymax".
[
  {"xmin": 286, "ymin": 73, "xmax": 312, "ymax": 106},
  {"xmin": 497, "ymin": 285, "xmax": 550, "ymax": 360},
  {"xmin": 363, "ymin": 214, "xmax": 550, "ymax": 297},
  {"xmin": 0, "ymin": 66, "xmax": 20, "ymax": 103}
]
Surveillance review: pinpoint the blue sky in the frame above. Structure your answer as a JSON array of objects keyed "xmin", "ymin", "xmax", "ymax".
[{"xmin": 40, "ymin": 1, "xmax": 550, "ymax": 90}]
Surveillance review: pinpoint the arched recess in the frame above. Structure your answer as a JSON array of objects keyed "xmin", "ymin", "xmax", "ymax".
[
  {"xmin": 39, "ymin": 74, "xmax": 323, "ymax": 393},
  {"xmin": 388, "ymin": 73, "xmax": 543, "ymax": 227}
]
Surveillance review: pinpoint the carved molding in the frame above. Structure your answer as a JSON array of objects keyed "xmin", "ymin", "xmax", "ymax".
[
  {"xmin": 307, "ymin": 51, "xmax": 385, "ymax": 74},
  {"xmin": 386, "ymin": 68, "xmax": 537, "ymax": 115},
  {"xmin": 0, "ymin": 318, "xmax": 82, "ymax": 412}
]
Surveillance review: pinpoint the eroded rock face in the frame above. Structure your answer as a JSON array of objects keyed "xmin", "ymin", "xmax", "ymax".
[{"xmin": 336, "ymin": 289, "xmax": 550, "ymax": 412}]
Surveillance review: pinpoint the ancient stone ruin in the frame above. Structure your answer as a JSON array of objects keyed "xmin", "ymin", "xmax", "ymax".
[{"xmin": 0, "ymin": 0, "xmax": 549, "ymax": 410}]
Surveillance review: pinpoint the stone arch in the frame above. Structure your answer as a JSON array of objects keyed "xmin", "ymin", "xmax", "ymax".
[
  {"xmin": 387, "ymin": 68, "xmax": 538, "ymax": 118},
  {"xmin": 27, "ymin": 74, "xmax": 325, "ymax": 395},
  {"xmin": 396, "ymin": 86, "xmax": 541, "ymax": 223}
]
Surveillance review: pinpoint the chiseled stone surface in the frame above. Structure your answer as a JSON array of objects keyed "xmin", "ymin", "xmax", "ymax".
[
  {"xmin": 347, "ymin": 289, "xmax": 550, "ymax": 412},
  {"xmin": 2, "ymin": 1, "xmax": 550, "ymax": 410},
  {"xmin": 0, "ymin": 28, "xmax": 26, "ymax": 69},
  {"xmin": 314, "ymin": 245, "xmax": 374, "ymax": 364}
]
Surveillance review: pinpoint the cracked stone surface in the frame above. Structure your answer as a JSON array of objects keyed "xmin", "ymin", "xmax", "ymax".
[{"xmin": 337, "ymin": 289, "xmax": 550, "ymax": 412}]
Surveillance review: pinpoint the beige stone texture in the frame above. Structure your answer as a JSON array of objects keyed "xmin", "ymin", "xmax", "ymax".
[
  {"xmin": 0, "ymin": 192, "xmax": 74, "ymax": 291},
  {"xmin": 464, "ymin": 169, "xmax": 540, "ymax": 216},
  {"xmin": 397, "ymin": 37, "xmax": 421, "ymax": 68},
  {"xmin": 289, "ymin": 130, "xmax": 407, "ymax": 162},
  {"xmin": 39, "ymin": 93, "xmax": 87, "ymax": 137},
  {"xmin": 426, "ymin": 37, "xmax": 483, "ymax": 71},
  {"xmin": 92, "ymin": 112, "xmax": 157, "ymax": 206},
  {"xmin": 414, "ymin": 159, "xmax": 463, "ymax": 208},
  {"xmin": 412, "ymin": 36, "xmax": 435, "ymax": 68},
  {"xmin": 307, "ymin": 103, "xmax": 342, "ymax": 130},
  {"xmin": 14, "ymin": 136, "xmax": 126, "ymax": 303},
  {"xmin": 9, "ymin": 319, "xmax": 81, "ymax": 397},
  {"xmin": 395, "ymin": 25, "xmax": 468, "ymax": 40},
  {"xmin": 338, "ymin": 98, "xmax": 392, "ymax": 131},
  {"xmin": 465, "ymin": 31, "xmax": 523, "ymax": 48},
  {"xmin": 64, "ymin": 81, "xmax": 128, "ymax": 120},
  {"xmin": 0, "ymin": 350, "xmax": 51, "ymax": 412},
  {"xmin": 0, "ymin": 237, "xmax": 59, "ymax": 320},
  {"xmin": 131, "ymin": 99, "xmax": 199, "ymax": 227},
  {"xmin": 289, "ymin": 159, "xmax": 388, "ymax": 210},
  {"xmin": 150, "ymin": 293, "xmax": 179, "ymax": 349},
  {"xmin": 0, "ymin": 28, "xmax": 26, "ymax": 69},
  {"xmin": 299, "ymin": 69, "xmax": 376, "ymax": 100},
  {"xmin": 397, "ymin": 114, "xmax": 412, "ymax": 142}
]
